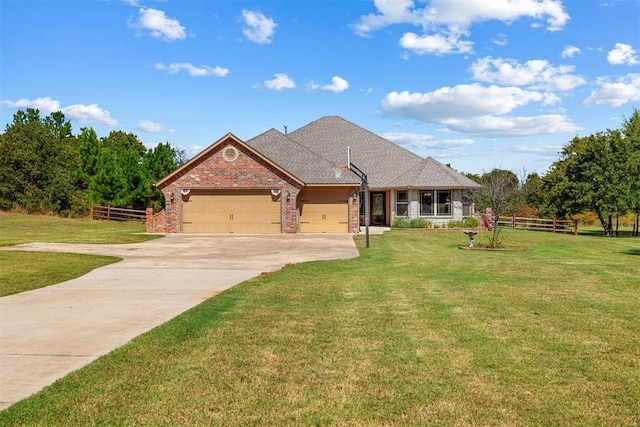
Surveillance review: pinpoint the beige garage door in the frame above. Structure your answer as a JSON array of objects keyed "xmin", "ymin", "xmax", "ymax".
[
  {"xmin": 182, "ymin": 190, "xmax": 281, "ymax": 233},
  {"xmin": 299, "ymin": 188, "xmax": 349, "ymax": 233}
]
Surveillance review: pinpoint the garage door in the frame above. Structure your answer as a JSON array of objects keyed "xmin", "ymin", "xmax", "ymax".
[
  {"xmin": 181, "ymin": 190, "xmax": 281, "ymax": 233},
  {"xmin": 299, "ymin": 188, "xmax": 349, "ymax": 233}
]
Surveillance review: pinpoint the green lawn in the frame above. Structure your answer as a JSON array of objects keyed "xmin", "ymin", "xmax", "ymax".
[
  {"xmin": 1, "ymin": 229, "xmax": 638, "ymax": 425},
  {"xmin": 0, "ymin": 212, "xmax": 159, "ymax": 246},
  {"xmin": 0, "ymin": 212, "xmax": 160, "ymax": 296}
]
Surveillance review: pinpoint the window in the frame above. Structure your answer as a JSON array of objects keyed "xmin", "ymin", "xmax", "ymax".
[
  {"xmin": 462, "ymin": 191, "xmax": 472, "ymax": 216},
  {"xmin": 396, "ymin": 190, "xmax": 408, "ymax": 216},
  {"xmin": 420, "ymin": 191, "xmax": 434, "ymax": 216},
  {"xmin": 437, "ymin": 190, "xmax": 451, "ymax": 216}
]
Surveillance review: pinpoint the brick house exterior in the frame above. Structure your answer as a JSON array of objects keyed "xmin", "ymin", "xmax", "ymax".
[
  {"xmin": 147, "ymin": 133, "xmax": 360, "ymax": 234},
  {"xmin": 148, "ymin": 116, "xmax": 479, "ymax": 234}
]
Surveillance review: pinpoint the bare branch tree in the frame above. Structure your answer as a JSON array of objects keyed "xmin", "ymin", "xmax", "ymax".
[{"xmin": 481, "ymin": 169, "xmax": 523, "ymax": 247}]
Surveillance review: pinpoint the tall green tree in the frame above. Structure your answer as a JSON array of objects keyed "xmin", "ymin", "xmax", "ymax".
[
  {"xmin": 545, "ymin": 130, "xmax": 630, "ymax": 236},
  {"xmin": 520, "ymin": 172, "xmax": 546, "ymax": 214},
  {"xmin": 620, "ymin": 109, "xmax": 640, "ymax": 236},
  {"xmin": 144, "ymin": 142, "xmax": 179, "ymax": 181},
  {"xmin": 87, "ymin": 147, "xmax": 128, "ymax": 207},
  {"xmin": 0, "ymin": 109, "xmax": 79, "ymax": 214},
  {"xmin": 102, "ymin": 131, "xmax": 150, "ymax": 209},
  {"xmin": 143, "ymin": 142, "xmax": 181, "ymax": 210}
]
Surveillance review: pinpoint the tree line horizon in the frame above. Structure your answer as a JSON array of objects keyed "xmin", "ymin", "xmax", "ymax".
[{"xmin": 1, "ymin": 108, "xmax": 638, "ymax": 237}]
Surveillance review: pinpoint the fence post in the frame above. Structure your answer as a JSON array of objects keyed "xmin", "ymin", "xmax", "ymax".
[
  {"xmin": 574, "ymin": 219, "xmax": 578, "ymax": 235},
  {"xmin": 512, "ymin": 216, "xmax": 515, "ymax": 229},
  {"xmin": 107, "ymin": 205, "xmax": 111, "ymax": 221},
  {"xmin": 90, "ymin": 204, "xmax": 94, "ymax": 221},
  {"xmin": 553, "ymin": 217, "xmax": 556, "ymax": 233}
]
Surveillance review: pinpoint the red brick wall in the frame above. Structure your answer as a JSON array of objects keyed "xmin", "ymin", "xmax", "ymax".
[
  {"xmin": 348, "ymin": 189, "xmax": 360, "ymax": 233},
  {"xmin": 156, "ymin": 136, "xmax": 303, "ymax": 234}
]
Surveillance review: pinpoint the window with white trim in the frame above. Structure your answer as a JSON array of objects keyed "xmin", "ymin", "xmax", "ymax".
[
  {"xmin": 396, "ymin": 190, "xmax": 408, "ymax": 216},
  {"xmin": 420, "ymin": 191, "xmax": 433, "ymax": 216}
]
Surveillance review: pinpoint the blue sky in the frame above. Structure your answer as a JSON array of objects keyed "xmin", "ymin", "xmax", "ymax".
[{"xmin": 1, "ymin": 0, "xmax": 639, "ymax": 175}]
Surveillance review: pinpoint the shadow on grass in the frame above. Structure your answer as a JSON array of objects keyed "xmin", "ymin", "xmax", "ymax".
[
  {"xmin": 579, "ymin": 230, "xmax": 638, "ymax": 238},
  {"xmin": 621, "ymin": 248, "xmax": 640, "ymax": 256}
]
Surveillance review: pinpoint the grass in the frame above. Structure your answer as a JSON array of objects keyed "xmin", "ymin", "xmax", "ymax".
[
  {"xmin": 0, "ymin": 252, "xmax": 121, "ymax": 297},
  {"xmin": 0, "ymin": 211, "xmax": 160, "ymax": 246},
  {"xmin": 1, "ymin": 229, "xmax": 638, "ymax": 425},
  {"xmin": 0, "ymin": 212, "xmax": 160, "ymax": 296}
]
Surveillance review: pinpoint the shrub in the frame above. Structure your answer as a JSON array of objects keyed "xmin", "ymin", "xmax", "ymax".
[
  {"xmin": 409, "ymin": 218, "xmax": 431, "ymax": 228},
  {"xmin": 392, "ymin": 217, "xmax": 432, "ymax": 229},
  {"xmin": 446, "ymin": 217, "xmax": 479, "ymax": 228},
  {"xmin": 392, "ymin": 217, "xmax": 410, "ymax": 228}
]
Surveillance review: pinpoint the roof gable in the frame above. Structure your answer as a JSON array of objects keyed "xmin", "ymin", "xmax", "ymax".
[{"xmin": 155, "ymin": 133, "xmax": 303, "ymax": 188}]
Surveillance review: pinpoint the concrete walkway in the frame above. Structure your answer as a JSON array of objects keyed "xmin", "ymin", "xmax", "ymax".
[{"xmin": 0, "ymin": 234, "xmax": 359, "ymax": 410}]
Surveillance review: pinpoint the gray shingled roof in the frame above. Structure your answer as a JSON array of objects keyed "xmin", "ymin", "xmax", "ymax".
[
  {"xmin": 387, "ymin": 157, "xmax": 482, "ymax": 189},
  {"xmin": 287, "ymin": 116, "xmax": 479, "ymax": 189},
  {"xmin": 242, "ymin": 116, "xmax": 480, "ymax": 189},
  {"xmin": 287, "ymin": 116, "xmax": 424, "ymax": 188},
  {"xmin": 245, "ymin": 128, "xmax": 360, "ymax": 185}
]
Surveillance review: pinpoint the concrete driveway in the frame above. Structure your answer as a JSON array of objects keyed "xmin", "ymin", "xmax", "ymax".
[{"xmin": 0, "ymin": 234, "xmax": 359, "ymax": 410}]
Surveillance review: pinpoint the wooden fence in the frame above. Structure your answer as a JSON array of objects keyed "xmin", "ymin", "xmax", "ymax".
[
  {"xmin": 90, "ymin": 205, "xmax": 146, "ymax": 222},
  {"xmin": 497, "ymin": 216, "xmax": 577, "ymax": 234}
]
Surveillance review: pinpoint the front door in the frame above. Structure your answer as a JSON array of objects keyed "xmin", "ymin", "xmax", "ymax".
[{"xmin": 371, "ymin": 192, "xmax": 386, "ymax": 226}]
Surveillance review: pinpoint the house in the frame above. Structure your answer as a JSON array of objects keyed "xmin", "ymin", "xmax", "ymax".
[{"xmin": 147, "ymin": 116, "xmax": 481, "ymax": 234}]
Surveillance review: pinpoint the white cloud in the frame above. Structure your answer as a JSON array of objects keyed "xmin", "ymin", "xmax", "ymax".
[
  {"xmin": 561, "ymin": 45, "xmax": 581, "ymax": 58},
  {"xmin": 305, "ymin": 81, "xmax": 320, "ymax": 91},
  {"xmin": 607, "ymin": 43, "xmax": 640, "ymax": 65},
  {"xmin": 354, "ymin": 0, "xmax": 421, "ymax": 36},
  {"xmin": 382, "ymin": 131, "xmax": 474, "ymax": 149},
  {"xmin": 583, "ymin": 73, "xmax": 640, "ymax": 107},
  {"xmin": 154, "ymin": 62, "xmax": 229, "ymax": 77},
  {"xmin": 492, "ymin": 33, "xmax": 508, "ymax": 46},
  {"xmin": 443, "ymin": 114, "xmax": 580, "ymax": 137},
  {"xmin": 1, "ymin": 97, "xmax": 118, "ymax": 127},
  {"xmin": 1, "ymin": 96, "xmax": 61, "ymax": 113},
  {"xmin": 355, "ymin": 0, "xmax": 569, "ymax": 56},
  {"xmin": 137, "ymin": 120, "xmax": 176, "ymax": 133},
  {"xmin": 470, "ymin": 57, "xmax": 586, "ymax": 91},
  {"xmin": 381, "ymin": 84, "xmax": 579, "ymax": 137},
  {"xmin": 400, "ymin": 31, "xmax": 473, "ymax": 55},
  {"xmin": 130, "ymin": 8, "xmax": 186, "ymax": 42},
  {"xmin": 383, "ymin": 84, "xmax": 558, "ymax": 120},
  {"xmin": 263, "ymin": 73, "xmax": 296, "ymax": 90},
  {"xmin": 241, "ymin": 9, "xmax": 277, "ymax": 44},
  {"xmin": 62, "ymin": 104, "xmax": 118, "ymax": 127},
  {"xmin": 509, "ymin": 144, "xmax": 563, "ymax": 155},
  {"xmin": 321, "ymin": 76, "xmax": 349, "ymax": 93}
]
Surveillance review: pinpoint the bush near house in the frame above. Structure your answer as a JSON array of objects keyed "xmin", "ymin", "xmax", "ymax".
[
  {"xmin": 392, "ymin": 217, "xmax": 432, "ymax": 228},
  {"xmin": 392, "ymin": 217, "xmax": 478, "ymax": 229}
]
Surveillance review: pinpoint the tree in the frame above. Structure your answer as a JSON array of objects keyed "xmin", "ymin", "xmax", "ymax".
[
  {"xmin": 102, "ymin": 131, "xmax": 150, "ymax": 209},
  {"xmin": 481, "ymin": 169, "xmax": 522, "ymax": 247},
  {"xmin": 544, "ymin": 130, "xmax": 631, "ymax": 236},
  {"xmin": 0, "ymin": 109, "xmax": 79, "ymax": 214},
  {"xmin": 144, "ymin": 142, "xmax": 179, "ymax": 181},
  {"xmin": 143, "ymin": 142, "xmax": 181, "ymax": 210},
  {"xmin": 87, "ymin": 147, "xmax": 128, "ymax": 207},
  {"xmin": 621, "ymin": 109, "xmax": 640, "ymax": 236}
]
